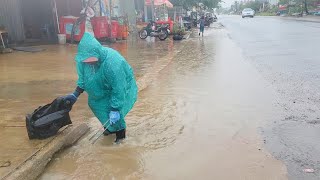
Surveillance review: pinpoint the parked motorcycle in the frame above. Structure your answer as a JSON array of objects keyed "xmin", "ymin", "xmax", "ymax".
[{"xmin": 139, "ymin": 21, "xmax": 169, "ymax": 41}]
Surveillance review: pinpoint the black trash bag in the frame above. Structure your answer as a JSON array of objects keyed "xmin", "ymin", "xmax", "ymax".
[
  {"xmin": 173, "ymin": 34, "xmax": 183, "ymax": 41},
  {"xmin": 26, "ymin": 97, "xmax": 72, "ymax": 140}
]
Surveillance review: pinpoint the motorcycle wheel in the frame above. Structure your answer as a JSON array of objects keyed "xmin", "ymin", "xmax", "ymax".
[
  {"xmin": 139, "ymin": 30, "xmax": 148, "ymax": 39},
  {"xmin": 158, "ymin": 30, "xmax": 168, "ymax": 41}
]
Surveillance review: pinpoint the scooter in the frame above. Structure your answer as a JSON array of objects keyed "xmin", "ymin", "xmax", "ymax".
[{"xmin": 139, "ymin": 21, "xmax": 169, "ymax": 41}]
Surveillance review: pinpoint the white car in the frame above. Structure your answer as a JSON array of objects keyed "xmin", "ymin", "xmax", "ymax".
[{"xmin": 242, "ymin": 8, "xmax": 255, "ymax": 18}]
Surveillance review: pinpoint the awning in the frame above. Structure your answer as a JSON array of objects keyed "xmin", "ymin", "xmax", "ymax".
[
  {"xmin": 145, "ymin": 0, "xmax": 173, "ymax": 8},
  {"xmin": 164, "ymin": 0, "xmax": 173, "ymax": 8},
  {"xmin": 278, "ymin": 5, "xmax": 287, "ymax": 10}
]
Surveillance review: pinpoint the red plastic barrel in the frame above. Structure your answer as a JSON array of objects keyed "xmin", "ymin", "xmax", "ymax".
[
  {"xmin": 117, "ymin": 25, "xmax": 124, "ymax": 40},
  {"xmin": 122, "ymin": 25, "xmax": 128, "ymax": 40},
  {"xmin": 91, "ymin": 16, "xmax": 109, "ymax": 39},
  {"xmin": 168, "ymin": 20, "xmax": 174, "ymax": 33},
  {"xmin": 59, "ymin": 16, "xmax": 85, "ymax": 41},
  {"xmin": 111, "ymin": 20, "xmax": 119, "ymax": 39}
]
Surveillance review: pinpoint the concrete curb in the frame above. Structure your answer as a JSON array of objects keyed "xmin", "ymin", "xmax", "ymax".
[
  {"xmin": 2, "ymin": 123, "xmax": 89, "ymax": 180},
  {"xmin": 280, "ymin": 16, "xmax": 320, "ymax": 23}
]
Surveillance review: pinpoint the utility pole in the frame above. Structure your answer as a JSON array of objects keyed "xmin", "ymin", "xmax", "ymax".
[
  {"xmin": 109, "ymin": 0, "xmax": 112, "ymax": 18},
  {"xmin": 109, "ymin": 0, "xmax": 113, "ymax": 40},
  {"xmin": 151, "ymin": 0, "xmax": 155, "ymax": 21},
  {"xmin": 304, "ymin": 0, "xmax": 308, "ymax": 14}
]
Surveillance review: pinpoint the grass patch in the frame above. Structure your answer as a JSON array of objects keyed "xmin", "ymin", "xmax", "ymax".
[{"xmin": 256, "ymin": 12, "xmax": 276, "ymax": 16}]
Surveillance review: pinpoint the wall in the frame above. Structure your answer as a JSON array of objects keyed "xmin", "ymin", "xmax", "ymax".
[
  {"xmin": 55, "ymin": 0, "xmax": 83, "ymax": 17},
  {"xmin": 0, "ymin": 0, "xmax": 25, "ymax": 42},
  {"xmin": 21, "ymin": 0, "xmax": 54, "ymax": 39}
]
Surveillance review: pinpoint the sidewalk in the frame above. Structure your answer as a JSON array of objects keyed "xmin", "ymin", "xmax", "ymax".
[
  {"xmin": 280, "ymin": 15, "xmax": 320, "ymax": 23},
  {"xmin": 0, "ymin": 36, "xmax": 189, "ymax": 180}
]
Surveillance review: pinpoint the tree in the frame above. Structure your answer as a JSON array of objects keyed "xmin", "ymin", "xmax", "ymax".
[
  {"xmin": 278, "ymin": 0, "xmax": 289, "ymax": 5},
  {"xmin": 234, "ymin": 0, "xmax": 263, "ymax": 13},
  {"xmin": 303, "ymin": 0, "xmax": 308, "ymax": 14},
  {"xmin": 234, "ymin": 1, "xmax": 239, "ymax": 12},
  {"xmin": 171, "ymin": 0, "xmax": 222, "ymax": 9},
  {"xmin": 171, "ymin": 0, "xmax": 196, "ymax": 8},
  {"xmin": 202, "ymin": 0, "xmax": 221, "ymax": 9}
]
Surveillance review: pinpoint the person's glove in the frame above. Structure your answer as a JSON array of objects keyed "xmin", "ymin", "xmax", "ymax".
[
  {"xmin": 63, "ymin": 87, "xmax": 84, "ymax": 106},
  {"xmin": 63, "ymin": 93, "xmax": 77, "ymax": 106},
  {"xmin": 109, "ymin": 111, "xmax": 120, "ymax": 125}
]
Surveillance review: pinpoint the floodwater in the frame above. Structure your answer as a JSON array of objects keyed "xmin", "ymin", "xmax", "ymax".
[
  {"xmin": 0, "ymin": 37, "xmax": 180, "ymax": 127},
  {"xmin": 37, "ymin": 27, "xmax": 287, "ymax": 179},
  {"xmin": 0, "ymin": 37, "xmax": 181, "ymax": 178}
]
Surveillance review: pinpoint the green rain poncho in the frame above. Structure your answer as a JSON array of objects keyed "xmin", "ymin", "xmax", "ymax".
[{"xmin": 75, "ymin": 32, "xmax": 138, "ymax": 132}]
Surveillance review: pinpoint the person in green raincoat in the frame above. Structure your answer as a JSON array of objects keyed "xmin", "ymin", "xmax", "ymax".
[{"xmin": 64, "ymin": 32, "xmax": 138, "ymax": 142}]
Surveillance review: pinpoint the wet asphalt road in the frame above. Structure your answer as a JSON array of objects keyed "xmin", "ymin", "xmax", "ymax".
[{"xmin": 220, "ymin": 16, "xmax": 320, "ymax": 180}]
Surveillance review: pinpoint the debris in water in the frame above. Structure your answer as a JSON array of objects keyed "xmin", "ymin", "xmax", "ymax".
[
  {"xmin": 303, "ymin": 168, "xmax": 315, "ymax": 173},
  {"xmin": 0, "ymin": 48, "xmax": 13, "ymax": 53},
  {"xmin": 0, "ymin": 161, "xmax": 11, "ymax": 168},
  {"xmin": 13, "ymin": 47, "xmax": 45, "ymax": 53}
]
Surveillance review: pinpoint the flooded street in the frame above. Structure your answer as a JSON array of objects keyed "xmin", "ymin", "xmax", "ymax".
[
  {"xmin": 38, "ymin": 27, "xmax": 287, "ymax": 179},
  {"xmin": 0, "ymin": 38, "xmax": 182, "ymax": 178},
  {"xmin": 0, "ymin": 0, "xmax": 319, "ymax": 177}
]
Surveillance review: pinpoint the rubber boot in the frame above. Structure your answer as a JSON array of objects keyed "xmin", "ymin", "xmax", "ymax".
[
  {"xmin": 103, "ymin": 128, "xmax": 113, "ymax": 136},
  {"xmin": 115, "ymin": 129, "xmax": 126, "ymax": 143}
]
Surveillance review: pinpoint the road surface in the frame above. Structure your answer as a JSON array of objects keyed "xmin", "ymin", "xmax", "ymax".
[{"xmin": 220, "ymin": 16, "xmax": 320, "ymax": 180}]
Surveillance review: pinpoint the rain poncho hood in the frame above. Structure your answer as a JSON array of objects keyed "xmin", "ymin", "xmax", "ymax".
[{"xmin": 75, "ymin": 32, "xmax": 138, "ymax": 132}]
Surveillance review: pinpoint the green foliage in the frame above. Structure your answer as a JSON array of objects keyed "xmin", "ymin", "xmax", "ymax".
[
  {"xmin": 278, "ymin": 0, "xmax": 289, "ymax": 5},
  {"xmin": 278, "ymin": 0, "xmax": 319, "ymax": 13},
  {"xmin": 202, "ymin": 0, "xmax": 220, "ymax": 9},
  {"xmin": 256, "ymin": 12, "xmax": 276, "ymax": 16},
  {"xmin": 269, "ymin": 5, "xmax": 278, "ymax": 13},
  {"xmin": 288, "ymin": 6, "xmax": 303, "ymax": 14},
  {"xmin": 239, "ymin": 1, "xmax": 263, "ymax": 12},
  {"xmin": 172, "ymin": 23, "xmax": 186, "ymax": 35},
  {"xmin": 170, "ymin": 0, "xmax": 196, "ymax": 8},
  {"xmin": 171, "ymin": 0, "xmax": 221, "ymax": 9}
]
